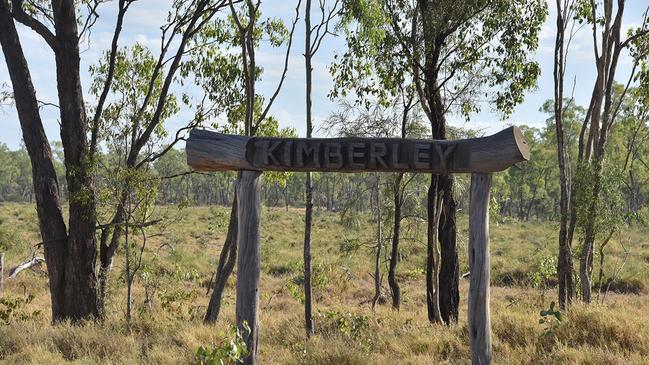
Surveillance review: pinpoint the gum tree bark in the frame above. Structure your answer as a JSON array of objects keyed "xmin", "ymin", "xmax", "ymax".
[
  {"xmin": 303, "ymin": 0, "xmax": 314, "ymax": 337},
  {"xmin": 371, "ymin": 174, "xmax": 383, "ymax": 310},
  {"xmin": 0, "ymin": 0, "xmax": 97, "ymax": 320},
  {"xmin": 418, "ymin": 0, "xmax": 459, "ymax": 323},
  {"xmin": 426, "ymin": 179, "xmax": 444, "ymax": 323},
  {"xmin": 204, "ymin": 190, "xmax": 238, "ymax": 323},
  {"xmin": 388, "ymin": 172, "xmax": 403, "ymax": 309},
  {"xmin": 577, "ymin": 0, "xmax": 646, "ymax": 303},
  {"xmin": 387, "ymin": 95, "xmax": 413, "ymax": 310},
  {"xmin": 553, "ymin": 0, "xmax": 576, "ymax": 309},
  {"xmin": 302, "ymin": 0, "xmax": 337, "ymax": 335}
]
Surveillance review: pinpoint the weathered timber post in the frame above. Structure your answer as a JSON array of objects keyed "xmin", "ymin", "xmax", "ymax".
[
  {"xmin": 186, "ymin": 126, "xmax": 529, "ymax": 365},
  {"xmin": 0, "ymin": 252, "xmax": 4, "ymax": 297},
  {"xmin": 236, "ymin": 170, "xmax": 262, "ymax": 365},
  {"xmin": 468, "ymin": 173, "xmax": 493, "ymax": 364}
]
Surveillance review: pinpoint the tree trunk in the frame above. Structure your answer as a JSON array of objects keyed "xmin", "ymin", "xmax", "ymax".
[
  {"xmin": 303, "ymin": 0, "xmax": 315, "ymax": 337},
  {"xmin": 303, "ymin": 170, "xmax": 314, "ymax": 335},
  {"xmin": 437, "ymin": 173, "xmax": 459, "ymax": 323},
  {"xmin": 427, "ymin": 176, "xmax": 444, "ymax": 323},
  {"xmin": 468, "ymin": 173, "xmax": 493, "ymax": 365},
  {"xmin": 326, "ymin": 176, "xmax": 334, "ymax": 212},
  {"xmin": 580, "ymin": 156, "xmax": 605, "ymax": 303},
  {"xmin": 0, "ymin": 1, "xmax": 99, "ymax": 321},
  {"xmin": 388, "ymin": 173, "xmax": 403, "ymax": 310},
  {"xmin": 596, "ymin": 229, "xmax": 615, "ymax": 303},
  {"xmin": 417, "ymin": 0, "xmax": 460, "ymax": 324},
  {"xmin": 7, "ymin": 257, "xmax": 46, "ymax": 278},
  {"xmin": 578, "ymin": 0, "xmax": 626, "ymax": 304},
  {"xmin": 389, "ymin": 94, "xmax": 414, "ymax": 311},
  {"xmin": 98, "ymin": 192, "xmax": 127, "ymax": 314},
  {"xmin": 524, "ymin": 187, "xmax": 537, "ymax": 221},
  {"xmin": 553, "ymin": 0, "xmax": 575, "ymax": 310},
  {"xmin": 372, "ymin": 175, "xmax": 383, "ymax": 310},
  {"xmin": 205, "ymin": 191, "xmax": 238, "ymax": 323},
  {"xmin": 53, "ymin": 0, "xmax": 99, "ymax": 320},
  {"xmin": 0, "ymin": 252, "xmax": 4, "ymax": 297},
  {"xmin": 236, "ymin": 171, "xmax": 262, "ymax": 365}
]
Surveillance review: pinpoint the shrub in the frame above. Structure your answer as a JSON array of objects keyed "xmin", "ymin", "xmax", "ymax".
[
  {"xmin": 195, "ymin": 323, "xmax": 250, "ymax": 365},
  {"xmin": 0, "ymin": 295, "xmax": 42, "ymax": 324}
]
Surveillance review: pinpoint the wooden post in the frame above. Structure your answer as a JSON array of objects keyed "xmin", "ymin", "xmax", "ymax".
[
  {"xmin": 236, "ymin": 170, "xmax": 262, "ymax": 365},
  {"xmin": 0, "ymin": 252, "xmax": 4, "ymax": 297},
  {"xmin": 468, "ymin": 173, "xmax": 493, "ymax": 365}
]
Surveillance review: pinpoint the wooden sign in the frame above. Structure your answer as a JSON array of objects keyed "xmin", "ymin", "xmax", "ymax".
[
  {"xmin": 186, "ymin": 126, "xmax": 529, "ymax": 173},
  {"xmin": 186, "ymin": 126, "xmax": 530, "ymax": 365}
]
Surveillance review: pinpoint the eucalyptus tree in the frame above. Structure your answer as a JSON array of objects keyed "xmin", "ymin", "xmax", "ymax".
[
  {"xmin": 552, "ymin": 0, "xmax": 581, "ymax": 309},
  {"xmin": 332, "ymin": 0, "xmax": 546, "ymax": 324},
  {"xmin": 303, "ymin": 0, "xmax": 340, "ymax": 336},
  {"xmin": 386, "ymin": 88, "xmax": 419, "ymax": 310},
  {"xmin": 0, "ymin": 0, "xmax": 240, "ymax": 321},
  {"xmin": 570, "ymin": 0, "xmax": 649, "ymax": 303},
  {"xmin": 204, "ymin": 0, "xmax": 300, "ymax": 330},
  {"xmin": 90, "ymin": 0, "xmax": 248, "ymax": 315}
]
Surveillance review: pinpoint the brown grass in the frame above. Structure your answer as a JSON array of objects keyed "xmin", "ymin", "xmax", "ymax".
[{"xmin": 1, "ymin": 203, "xmax": 649, "ymax": 364}]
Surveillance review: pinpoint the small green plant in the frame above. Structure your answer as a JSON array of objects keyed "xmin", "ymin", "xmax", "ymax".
[
  {"xmin": 0, "ymin": 294, "xmax": 42, "ymax": 324},
  {"xmin": 339, "ymin": 237, "xmax": 362, "ymax": 256},
  {"xmin": 195, "ymin": 322, "xmax": 250, "ymax": 365},
  {"xmin": 538, "ymin": 301, "xmax": 562, "ymax": 338},
  {"xmin": 285, "ymin": 281, "xmax": 304, "ymax": 303}
]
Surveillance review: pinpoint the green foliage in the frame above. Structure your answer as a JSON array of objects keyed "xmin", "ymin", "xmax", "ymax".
[
  {"xmin": 539, "ymin": 301, "xmax": 562, "ymax": 338},
  {"xmin": 158, "ymin": 287, "xmax": 199, "ymax": 321},
  {"xmin": 318, "ymin": 309, "xmax": 371, "ymax": 342},
  {"xmin": 0, "ymin": 218, "xmax": 18, "ymax": 253},
  {"xmin": 285, "ymin": 281, "xmax": 304, "ymax": 303},
  {"xmin": 0, "ymin": 295, "xmax": 42, "ymax": 324},
  {"xmin": 195, "ymin": 322, "xmax": 251, "ymax": 365},
  {"xmin": 339, "ymin": 237, "xmax": 363, "ymax": 256},
  {"xmin": 285, "ymin": 260, "xmax": 332, "ymax": 304},
  {"xmin": 332, "ymin": 0, "xmax": 547, "ymax": 117},
  {"xmin": 528, "ymin": 255, "xmax": 557, "ymax": 289},
  {"xmin": 90, "ymin": 44, "xmax": 179, "ymax": 144}
]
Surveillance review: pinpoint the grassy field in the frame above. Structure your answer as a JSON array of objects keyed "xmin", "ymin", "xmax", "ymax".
[{"xmin": 1, "ymin": 202, "xmax": 649, "ymax": 364}]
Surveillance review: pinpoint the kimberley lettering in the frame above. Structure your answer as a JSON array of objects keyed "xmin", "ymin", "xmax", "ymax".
[{"xmin": 251, "ymin": 139, "xmax": 457, "ymax": 171}]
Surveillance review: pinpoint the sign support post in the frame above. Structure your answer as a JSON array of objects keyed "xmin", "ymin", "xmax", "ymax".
[
  {"xmin": 468, "ymin": 173, "xmax": 493, "ymax": 364},
  {"xmin": 235, "ymin": 170, "xmax": 262, "ymax": 365}
]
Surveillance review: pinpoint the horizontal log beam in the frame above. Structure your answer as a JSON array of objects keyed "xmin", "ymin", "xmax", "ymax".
[{"xmin": 186, "ymin": 126, "xmax": 529, "ymax": 174}]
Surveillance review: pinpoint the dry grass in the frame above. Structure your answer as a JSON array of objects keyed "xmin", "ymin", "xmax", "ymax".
[{"xmin": 1, "ymin": 203, "xmax": 649, "ymax": 364}]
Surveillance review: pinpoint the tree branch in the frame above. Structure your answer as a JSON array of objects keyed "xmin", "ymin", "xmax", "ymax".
[
  {"xmin": 253, "ymin": 0, "xmax": 302, "ymax": 131},
  {"xmin": 10, "ymin": 0, "xmax": 58, "ymax": 50},
  {"xmin": 90, "ymin": 0, "xmax": 132, "ymax": 156}
]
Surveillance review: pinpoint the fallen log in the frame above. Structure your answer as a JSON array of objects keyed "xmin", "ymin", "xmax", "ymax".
[{"xmin": 8, "ymin": 256, "xmax": 46, "ymax": 279}]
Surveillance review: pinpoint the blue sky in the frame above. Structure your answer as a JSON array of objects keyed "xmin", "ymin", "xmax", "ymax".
[{"xmin": 0, "ymin": 0, "xmax": 647, "ymax": 149}]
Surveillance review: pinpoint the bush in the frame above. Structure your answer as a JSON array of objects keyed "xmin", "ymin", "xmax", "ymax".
[
  {"xmin": 195, "ymin": 323, "xmax": 250, "ymax": 365},
  {"xmin": 0, "ymin": 295, "xmax": 42, "ymax": 324}
]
